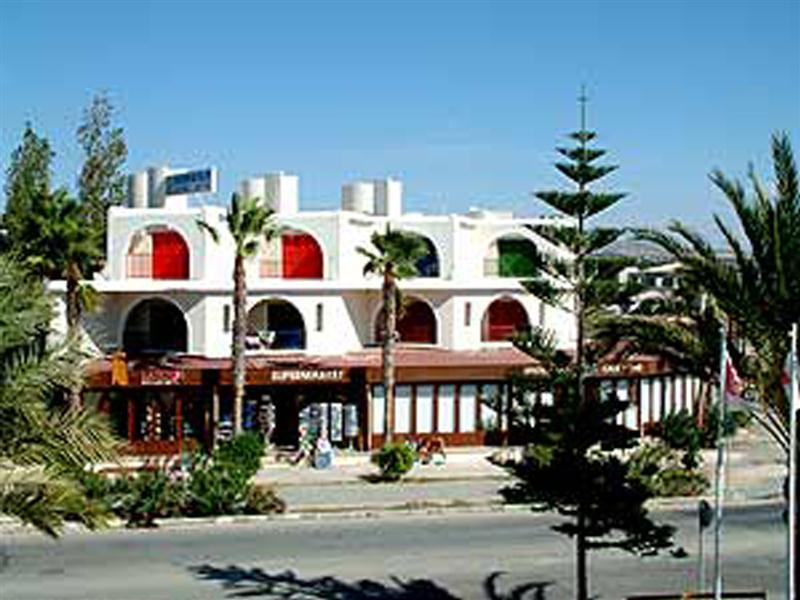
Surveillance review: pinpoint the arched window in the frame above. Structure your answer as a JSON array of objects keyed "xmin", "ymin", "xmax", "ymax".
[
  {"xmin": 413, "ymin": 236, "xmax": 440, "ymax": 278},
  {"xmin": 375, "ymin": 298, "xmax": 437, "ymax": 344},
  {"xmin": 284, "ymin": 231, "xmax": 324, "ymax": 279},
  {"xmin": 123, "ymin": 299, "xmax": 188, "ymax": 355},
  {"xmin": 247, "ymin": 299, "xmax": 306, "ymax": 350},
  {"xmin": 127, "ymin": 227, "xmax": 190, "ymax": 280},
  {"xmin": 484, "ymin": 234, "xmax": 538, "ymax": 278},
  {"xmin": 481, "ymin": 297, "xmax": 530, "ymax": 342}
]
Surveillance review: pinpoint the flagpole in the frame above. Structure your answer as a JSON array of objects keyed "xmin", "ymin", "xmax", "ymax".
[
  {"xmin": 713, "ymin": 325, "xmax": 727, "ymax": 600},
  {"xmin": 789, "ymin": 323, "xmax": 798, "ymax": 600}
]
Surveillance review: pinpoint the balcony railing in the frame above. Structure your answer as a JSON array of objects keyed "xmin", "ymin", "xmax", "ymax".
[
  {"xmin": 127, "ymin": 254, "xmax": 152, "ymax": 278},
  {"xmin": 245, "ymin": 329, "xmax": 305, "ymax": 351},
  {"xmin": 259, "ymin": 259, "xmax": 281, "ymax": 279},
  {"xmin": 485, "ymin": 325, "xmax": 518, "ymax": 342},
  {"xmin": 483, "ymin": 257, "xmax": 537, "ymax": 278},
  {"xmin": 258, "ymin": 258, "xmax": 331, "ymax": 280},
  {"xmin": 483, "ymin": 258, "xmax": 500, "ymax": 277}
]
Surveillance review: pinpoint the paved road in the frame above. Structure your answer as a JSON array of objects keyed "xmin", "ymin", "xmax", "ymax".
[{"xmin": 0, "ymin": 504, "xmax": 786, "ymax": 600}]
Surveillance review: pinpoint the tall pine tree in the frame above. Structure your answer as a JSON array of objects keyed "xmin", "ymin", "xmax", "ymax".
[
  {"xmin": 2, "ymin": 123, "xmax": 54, "ymax": 252},
  {"xmin": 77, "ymin": 93, "xmax": 128, "ymax": 260},
  {"xmin": 503, "ymin": 92, "xmax": 675, "ymax": 600}
]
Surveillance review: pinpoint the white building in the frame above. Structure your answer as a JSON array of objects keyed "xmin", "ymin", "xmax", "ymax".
[{"xmin": 61, "ymin": 167, "xmax": 697, "ymax": 454}]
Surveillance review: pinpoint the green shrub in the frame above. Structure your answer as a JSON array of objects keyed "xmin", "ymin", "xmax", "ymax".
[
  {"xmin": 117, "ymin": 470, "xmax": 186, "ymax": 527},
  {"xmin": 374, "ymin": 442, "xmax": 416, "ymax": 482},
  {"xmin": 659, "ymin": 410, "xmax": 701, "ymax": 468},
  {"xmin": 628, "ymin": 440, "xmax": 709, "ymax": 498},
  {"xmin": 185, "ymin": 455, "xmax": 250, "ymax": 517},
  {"xmin": 244, "ymin": 485, "xmax": 286, "ymax": 515},
  {"xmin": 214, "ymin": 432, "xmax": 265, "ymax": 478},
  {"xmin": 72, "ymin": 433, "xmax": 280, "ymax": 523}
]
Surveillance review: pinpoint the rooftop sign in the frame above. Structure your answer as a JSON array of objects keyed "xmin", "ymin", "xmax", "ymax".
[{"xmin": 165, "ymin": 168, "xmax": 216, "ymax": 196}]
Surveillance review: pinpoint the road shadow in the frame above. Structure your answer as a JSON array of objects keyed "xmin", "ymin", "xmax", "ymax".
[{"xmin": 189, "ymin": 564, "xmax": 554, "ymax": 599}]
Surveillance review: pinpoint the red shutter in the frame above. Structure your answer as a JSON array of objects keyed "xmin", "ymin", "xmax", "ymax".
[
  {"xmin": 152, "ymin": 231, "xmax": 189, "ymax": 279},
  {"xmin": 282, "ymin": 233, "xmax": 323, "ymax": 279},
  {"xmin": 398, "ymin": 302, "xmax": 436, "ymax": 344},
  {"xmin": 487, "ymin": 300, "xmax": 528, "ymax": 341}
]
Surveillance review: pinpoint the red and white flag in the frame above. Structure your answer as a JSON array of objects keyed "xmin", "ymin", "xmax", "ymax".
[{"xmin": 724, "ymin": 356, "xmax": 747, "ymax": 407}]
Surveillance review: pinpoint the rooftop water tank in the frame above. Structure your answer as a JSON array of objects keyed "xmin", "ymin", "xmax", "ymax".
[
  {"xmin": 127, "ymin": 172, "xmax": 149, "ymax": 208},
  {"xmin": 374, "ymin": 178, "xmax": 402, "ymax": 217},
  {"xmin": 341, "ymin": 181, "xmax": 375, "ymax": 213}
]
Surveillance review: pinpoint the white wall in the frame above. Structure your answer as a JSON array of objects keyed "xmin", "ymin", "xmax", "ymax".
[{"xmin": 74, "ymin": 200, "xmax": 579, "ymax": 358}]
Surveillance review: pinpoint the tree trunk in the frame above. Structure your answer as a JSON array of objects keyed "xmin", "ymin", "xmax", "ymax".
[
  {"xmin": 232, "ymin": 254, "xmax": 247, "ymax": 436},
  {"xmin": 575, "ymin": 213, "xmax": 585, "ymax": 405},
  {"xmin": 65, "ymin": 262, "xmax": 82, "ymax": 409},
  {"xmin": 382, "ymin": 269, "xmax": 396, "ymax": 445}
]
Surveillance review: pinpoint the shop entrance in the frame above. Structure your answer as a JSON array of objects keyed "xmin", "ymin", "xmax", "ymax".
[{"xmin": 244, "ymin": 385, "xmax": 362, "ymax": 450}]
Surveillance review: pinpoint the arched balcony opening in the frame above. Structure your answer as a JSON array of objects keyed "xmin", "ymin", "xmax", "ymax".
[
  {"xmin": 481, "ymin": 297, "xmax": 530, "ymax": 342},
  {"xmin": 247, "ymin": 299, "xmax": 306, "ymax": 350},
  {"xmin": 410, "ymin": 234, "xmax": 440, "ymax": 278},
  {"xmin": 484, "ymin": 234, "xmax": 538, "ymax": 278},
  {"xmin": 127, "ymin": 226, "xmax": 190, "ymax": 280},
  {"xmin": 260, "ymin": 230, "xmax": 324, "ymax": 279},
  {"xmin": 122, "ymin": 298, "xmax": 188, "ymax": 355},
  {"xmin": 374, "ymin": 297, "xmax": 437, "ymax": 345}
]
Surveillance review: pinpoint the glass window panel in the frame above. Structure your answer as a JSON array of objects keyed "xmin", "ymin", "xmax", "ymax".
[
  {"xmin": 641, "ymin": 380, "xmax": 652, "ymax": 427},
  {"xmin": 395, "ymin": 385, "xmax": 411, "ymax": 434},
  {"xmin": 416, "ymin": 385, "xmax": 434, "ymax": 433},
  {"xmin": 652, "ymin": 379, "xmax": 663, "ymax": 423},
  {"xmin": 459, "ymin": 384, "xmax": 477, "ymax": 432},
  {"xmin": 437, "ymin": 385, "xmax": 455, "ymax": 433},
  {"xmin": 480, "ymin": 384, "xmax": 500, "ymax": 430},
  {"xmin": 330, "ymin": 403, "xmax": 343, "ymax": 442},
  {"xmin": 372, "ymin": 385, "xmax": 385, "ymax": 435}
]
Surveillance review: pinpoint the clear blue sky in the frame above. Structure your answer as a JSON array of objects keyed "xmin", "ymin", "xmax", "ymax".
[{"xmin": 1, "ymin": 0, "xmax": 798, "ymax": 233}]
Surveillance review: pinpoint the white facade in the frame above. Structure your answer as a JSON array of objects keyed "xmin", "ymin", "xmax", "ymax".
[{"xmin": 65, "ymin": 168, "xmax": 577, "ymax": 360}]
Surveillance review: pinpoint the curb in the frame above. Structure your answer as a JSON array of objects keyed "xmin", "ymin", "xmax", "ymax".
[
  {"xmin": 266, "ymin": 474, "xmax": 511, "ymax": 488},
  {"xmin": 0, "ymin": 494, "xmax": 782, "ymax": 537},
  {"xmin": 0, "ymin": 500, "xmax": 528, "ymax": 536}
]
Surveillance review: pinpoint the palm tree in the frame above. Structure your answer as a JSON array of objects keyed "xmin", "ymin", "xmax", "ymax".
[
  {"xmin": 637, "ymin": 133, "xmax": 799, "ymax": 455},
  {"xmin": 25, "ymin": 188, "xmax": 102, "ymax": 407},
  {"xmin": 357, "ymin": 227, "xmax": 426, "ymax": 444},
  {"xmin": 198, "ymin": 193, "xmax": 279, "ymax": 436},
  {"xmin": 0, "ymin": 254, "xmax": 119, "ymax": 537}
]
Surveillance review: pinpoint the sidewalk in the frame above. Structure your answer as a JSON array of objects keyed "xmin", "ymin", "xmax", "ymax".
[
  {"xmin": 256, "ymin": 423, "xmax": 786, "ymax": 514},
  {"xmin": 255, "ymin": 447, "xmax": 512, "ymax": 513}
]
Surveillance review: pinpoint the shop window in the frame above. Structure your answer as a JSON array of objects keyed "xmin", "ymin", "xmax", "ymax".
[
  {"xmin": 132, "ymin": 392, "xmax": 177, "ymax": 442},
  {"xmin": 480, "ymin": 384, "xmax": 501, "ymax": 431},
  {"xmin": 437, "ymin": 384, "xmax": 455, "ymax": 433},
  {"xmin": 372, "ymin": 385, "xmax": 385, "ymax": 435},
  {"xmin": 459, "ymin": 384, "xmax": 477, "ymax": 433},
  {"xmin": 395, "ymin": 385, "xmax": 412, "ymax": 434},
  {"xmin": 481, "ymin": 297, "xmax": 530, "ymax": 342},
  {"xmin": 415, "ymin": 385, "xmax": 434, "ymax": 433}
]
